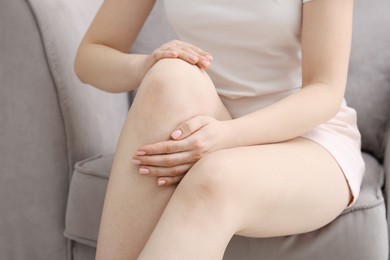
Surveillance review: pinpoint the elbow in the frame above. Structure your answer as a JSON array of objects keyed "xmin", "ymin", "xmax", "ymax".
[
  {"xmin": 310, "ymin": 81, "xmax": 345, "ymax": 122},
  {"xmin": 328, "ymin": 99, "xmax": 342, "ymax": 120},
  {"xmin": 324, "ymin": 86, "xmax": 345, "ymax": 121}
]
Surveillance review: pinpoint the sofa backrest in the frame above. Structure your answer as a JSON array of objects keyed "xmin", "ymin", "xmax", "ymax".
[
  {"xmin": 130, "ymin": 0, "xmax": 177, "ymax": 55},
  {"xmin": 346, "ymin": 0, "xmax": 390, "ymax": 160}
]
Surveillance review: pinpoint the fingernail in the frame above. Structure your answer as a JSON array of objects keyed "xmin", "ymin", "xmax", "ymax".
[
  {"xmin": 171, "ymin": 129, "xmax": 183, "ymax": 139},
  {"xmin": 136, "ymin": 150, "xmax": 146, "ymax": 156},
  {"xmin": 139, "ymin": 168, "xmax": 149, "ymax": 175},
  {"xmin": 189, "ymin": 55, "xmax": 198, "ymax": 62},
  {"xmin": 201, "ymin": 60, "xmax": 210, "ymax": 67},
  {"xmin": 132, "ymin": 159, "xmax": 141, "ymax": 165},
  {"xmin": 158, "ymin": 179, "xmax": 167, "ymax": 186},
  {"xmin": 206, "ymin": 55, "xmax": 213, "ymax": 61}
]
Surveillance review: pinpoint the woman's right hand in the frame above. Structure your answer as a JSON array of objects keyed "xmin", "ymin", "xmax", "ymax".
[{"xmin": 140, "ymin": 40, "xmax": 214, "ymax": 78}]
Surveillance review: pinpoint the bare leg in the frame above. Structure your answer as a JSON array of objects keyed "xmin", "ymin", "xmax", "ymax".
[
  {"xmin": 139, "ymin": 137, "xmax": 351, "ymax": 260},
  {"xmin": 95, "ymin": 59, "xmax": 231, "ymax": 260}
]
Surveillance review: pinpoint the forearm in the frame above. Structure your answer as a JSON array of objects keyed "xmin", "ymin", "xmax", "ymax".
[
  {"xmin": 230, "ymin": 83, "xmax": 343, "ymax": 146},
  {"xmin": 74, "ymin": 43, "xmax": 147, "ymax": 93}
]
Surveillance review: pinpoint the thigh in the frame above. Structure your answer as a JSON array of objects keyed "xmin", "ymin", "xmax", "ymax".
[
  {"xmin": 96, "ymin": 59, "xmax": 231, "ymax": 259},
  {"xmin": 183, "ymin": 137, "xmax": 351, "ymax": 238}
]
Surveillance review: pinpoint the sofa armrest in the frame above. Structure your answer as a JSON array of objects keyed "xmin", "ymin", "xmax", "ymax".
[
  {"xmin": 27, "ymin": 0, "xmax": 129, "ymax": 168},
  {"xmin": 1, "ymin": 0, "xmax": 129, "ymax": 259},
  {"xmin": 0, "ymin": 0, "xmax": 72, "ymax": 259}
]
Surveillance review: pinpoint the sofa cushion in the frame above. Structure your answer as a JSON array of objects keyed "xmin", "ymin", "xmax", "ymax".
[{"xmin": 64, "ymin": 152, "xmax": 387, "ymax": 259}]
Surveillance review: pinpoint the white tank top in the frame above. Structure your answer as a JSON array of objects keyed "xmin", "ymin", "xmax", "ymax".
[{"xmin": 163, "ymin": 0, "xmax": 314, "ymax": 117}]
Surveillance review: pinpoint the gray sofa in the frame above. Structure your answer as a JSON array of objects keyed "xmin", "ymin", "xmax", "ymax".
[{"xmin": 1, "ymin": 0, "xmax": 389, "ymax": 259}]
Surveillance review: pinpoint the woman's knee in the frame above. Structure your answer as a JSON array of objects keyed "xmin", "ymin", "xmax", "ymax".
[
  {"xmin": 130, "ymin": 58, "xmax": 228, "ymax": 120},
  {"xmin": 139, "ymin": 59, "xmax": 218, "ymax": 102}
]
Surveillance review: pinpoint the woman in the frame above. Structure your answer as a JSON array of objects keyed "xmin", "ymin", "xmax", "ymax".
[{"xmin": 74, "ymin": 0, "xmax": 365, "ymax": 259}]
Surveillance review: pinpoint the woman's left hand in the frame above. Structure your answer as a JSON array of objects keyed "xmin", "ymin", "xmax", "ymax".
[{"xmin": 132, "ymin": 115, "xmax": 235, "ymax": 186}]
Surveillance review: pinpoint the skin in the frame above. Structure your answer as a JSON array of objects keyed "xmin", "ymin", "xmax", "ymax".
[{"xmin": 74, "ymin": 0, "xmax": 354, "ymax": 259}]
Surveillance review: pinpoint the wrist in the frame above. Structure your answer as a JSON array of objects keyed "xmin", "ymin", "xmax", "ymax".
[
  {"xmin": 126, "ymin": 54, "xmax": 149, "ymax": 86},
  {"xmin": 222, "ymin": 119, "xmax": 242, "ymax": 149}
]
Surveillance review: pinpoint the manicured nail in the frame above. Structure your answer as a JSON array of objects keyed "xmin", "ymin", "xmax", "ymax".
[
  {"xmin": 201, "ymin": 60, "xmax": 210, "ymax": 67},
  {"xmin": 136, "ymin": 150, "xmax": 146, "ymax": 156},
  {"xmin": 189, "ymin": 55, "xmax": 198, "ymax": 62},
  {"xmin": 139, "ymin": 168, "xmax": 149, "ymax": 175},
  {"xmin": 132, "ymin": 159, "xmax": 141, "ymax": 165},
  {"xmin": 205, "ymin": 54, "xmax": 213, "ymax": 61},
  {"xmin": 171, "ymin": 129, "xmax": 183, "ymax": 139},
  {"xmin": 158, "ymin": 179, "xmax": 167, "ymax": 186}
]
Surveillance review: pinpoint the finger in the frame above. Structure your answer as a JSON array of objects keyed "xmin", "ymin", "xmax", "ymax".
[
  {"xmin": 133, "ymin": 151, "xmax": 198, "ymax": 167},
  {"xmin": 185, "ymin": 43, "xmax": 213, "ymax": 61},
  {"xmin": 168, "ymin": 40, "xmax": 212, "ymax": 59},
  {"xmin": 171, "ymin": 115, "xmax": 211, "ymax": 140},
  {"xmin": 156, "ymin": 49, "xmax": 207, "ymax": 69},
  {"xmin": 197, "ymin": 58, "xmax": 211, "ymax": 69},
  {"xmin": 164, "ymin": 40, "xmax": 213, "ymax": 64},
  {"xmin": 179, "ymin": 48, "xmax": 211, "ymax": 69},
  {"xmin": 182, "ymin": 47, "xmax": 212, "ymax": 68},
  {"xmin": 157, "ymin": 175, "xmax": 185, "ymax": 186},
  {"xmin": 137, "ymin": 139, "xmax": 190, "ymax": 155},
  {"xmin": 154, "ymin": 42, "xmax": 211, "ymax": 69},
  {"xmin": 183, "ymin": 48, "xmax": 202, "ymax": 62},
  {"xmin": 151, "ymin": 49, "xmax": 179, "ymax": 62},
  {"xmin": 138, "ymin": 164, "xmax": 192, "ymax": 177},
  {"xmin": 166, "ymin": 47, "xmax": 209, "ymax": 68},
  {"xmin": 163, "ymin": 43, "xmax": 211, "ymax": 69}
]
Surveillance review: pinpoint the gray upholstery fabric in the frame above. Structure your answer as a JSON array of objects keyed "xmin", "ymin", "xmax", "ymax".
[
  {"xmin": 71, "ymin": 241, "xmax": 96, "ymax": 260},
  {"xmin": 130, "ymin": 0, "xmax": 177, "ymax": 55},
  {"xmin": 345, "ymin": 0, "xmax": 390, "ymax": 159},
  {"xmin": 1, "ymin": 0, "xmax": 129, "ymax": 259},
  {"xmin": 27, "ymin": 0, "xmax": 129, "ymax": 169},
  {"xmin": 0, "ymin": 0, "xmax": 69, "ymax": 259},
  {"xmin": 385, "ymin": 131, "xmax": 390, "ymax": 250},
  {"xmin": 65, "ymin": 155, "xmax": 112, "ymax": 247},
  {"xmin": 65, "ymin": 153, "xmax": 387, "ymax": 259}
]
